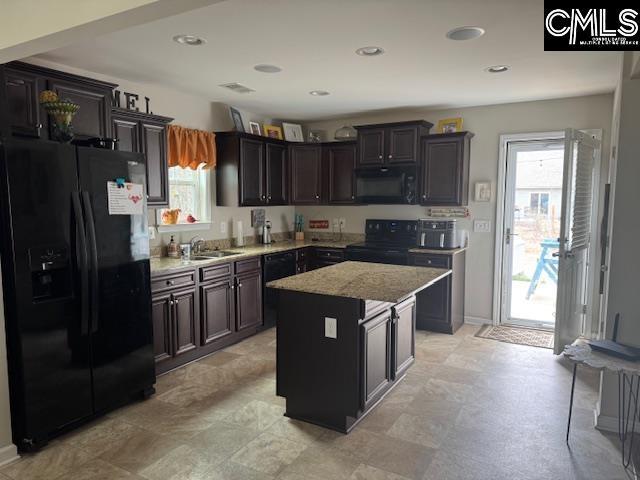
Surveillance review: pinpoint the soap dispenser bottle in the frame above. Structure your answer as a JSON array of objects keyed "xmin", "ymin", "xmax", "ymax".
[{"xmin": 167, "ymin": 235, "xmax": 180, "ymax": 258}]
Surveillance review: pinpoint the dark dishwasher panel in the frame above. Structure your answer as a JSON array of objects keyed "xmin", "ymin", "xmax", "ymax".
[{"xmin": 263, "ymin": 251, "xmax": 296, "ymax": 328}]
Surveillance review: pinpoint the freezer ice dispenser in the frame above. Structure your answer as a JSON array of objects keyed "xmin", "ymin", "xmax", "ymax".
[{"xmin": 29, "ymin": 246, "xmax": 72, "ymax": 301}]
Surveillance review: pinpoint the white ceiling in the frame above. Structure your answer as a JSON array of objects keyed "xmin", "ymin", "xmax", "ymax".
[{"xmin": 35, "ymin": 0, "xmax": 618, "ymax": 121}]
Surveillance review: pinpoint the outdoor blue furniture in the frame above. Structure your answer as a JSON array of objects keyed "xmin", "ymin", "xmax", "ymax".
[{"xmin": 526, "ymin": 238, "xmax": 559, "ymax": 299}]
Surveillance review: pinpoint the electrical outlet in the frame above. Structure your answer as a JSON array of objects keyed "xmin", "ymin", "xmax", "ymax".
[
  {"xmin": 220, "ymin": 222, "xmax": 227, "ymax": 234},
  {"xmin": 148, "ymin": 226, "xmax": 156, "ymax": 240},
  {"xmin": 332, "ymin": 218, "xmax": 339, "ymax": 228},
  {"xmin": 339, "ymin": 218, "xmax": 346, "ymax": 229},
  {"xmin": 473, "ymin": 220, "xmax": 491, "ymax": 233},
  {"xmin": 325, "ymin": 317, "xmax": 337, "ymax": 339}
]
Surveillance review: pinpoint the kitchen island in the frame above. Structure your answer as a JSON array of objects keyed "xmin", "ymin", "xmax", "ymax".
[{"xmin": 267, "ymin": 261, "xmax": 451, "ymax": 433}]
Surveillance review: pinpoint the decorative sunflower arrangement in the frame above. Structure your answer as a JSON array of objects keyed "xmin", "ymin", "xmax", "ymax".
[{"xmin": 39, "ymin": 90, "xmax": 80, "ymax": 142}]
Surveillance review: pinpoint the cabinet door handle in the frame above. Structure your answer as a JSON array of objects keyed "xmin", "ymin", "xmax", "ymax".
[
  {"xmin": 231, "ymin": 285, "xmax": 235, "ymax": 290},
  {"xmin": 388, "ymin": 154, "xmax": 392, "ymax": 159},
  {"xmin": 315, "ymin": 195, "xmax": 319, "ymax": 199},
  {"xmin": 238, "ymin": 283, "xmax": 242, "ymax": 288},
  {"xmin": 378, "ymin": 155, "xmax": 383, "ymax": 159},
  {"xmin": 35, "ymin": 123, "xmax": 42, "ymax": 129},
  {"xmin": 422, "ymin": 194, "xmax": 427, "ymax": 199}
]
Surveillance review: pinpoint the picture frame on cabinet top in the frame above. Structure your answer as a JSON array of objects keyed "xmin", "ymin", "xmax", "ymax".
[{"xmin": 283, "ymin": 122, "xmax": 304, "ymax": 142}]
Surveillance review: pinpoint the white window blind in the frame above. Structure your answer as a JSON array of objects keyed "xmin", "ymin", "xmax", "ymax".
[{"xmin": 565, "ymin": 132, "xmax": 598, "ymax": 252}]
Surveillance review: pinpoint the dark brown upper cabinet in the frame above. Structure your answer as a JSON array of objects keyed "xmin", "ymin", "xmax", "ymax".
[
  {"xmin": 326, "ymin": 142, "xmax": 356, "ymax": 204},
  {"xmin": 48, "ymin": 78, "xmax": 112, "ymax": 140},
  {"xmin": 4, "ymin": 68, "xmax": 43, "ymax": 138},
  {"xmin": 216, "ymin": 132, "xmax": 288, "ymax": 207},
  {"xmin": 355, "ymin": 120, "xmax": 432, "ymax": 167},
  {"xmin": 239, "ymin": 137, "xmax": 265, "ymax": 205},
  {"xmin": 266, "ymin": 142, "xmax": 288, "ymax": 205},
  {"xmin": 420, "ymin": 131, "xmax": 473, "ymax": 206},
  {"xmin": 290, "ymin": 144, "xmax": 322, "ymax": 205},
  {"xmin": 1, "ymin": 61, "xmax": 116, "ymax": 142},
  {"xmin": 111, "ymin": 108, "xmax": 173, "ymax": 207}
]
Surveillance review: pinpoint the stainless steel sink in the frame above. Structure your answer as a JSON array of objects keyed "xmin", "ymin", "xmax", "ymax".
[{"xmin": 191, "ymin": 250, "xmax": 238, "ymax": 260}]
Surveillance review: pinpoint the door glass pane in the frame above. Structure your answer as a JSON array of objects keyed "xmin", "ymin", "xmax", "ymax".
[{"xmin": 507, "ymin": 144, "xmax": 563, "ymax": 327}]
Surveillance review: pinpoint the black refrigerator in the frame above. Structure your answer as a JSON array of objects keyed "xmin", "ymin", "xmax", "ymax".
[{"xmin": 0, "ymin": 138, "xmax": 155, "ymax": 451}]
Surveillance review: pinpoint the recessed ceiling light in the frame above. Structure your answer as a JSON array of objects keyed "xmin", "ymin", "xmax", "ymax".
[
  {"xmin": 485, "ymin": 65, "xmax": 509, "ymax": 73},
  {"xmin": 254, "ymin": 64, "xmax": 282, "ymax": 73},
  {"xmin": 309, "ymin": 90, "xmax": 330, "ymax": 96},
  {"xmin": 446, "ymin": 26, "xmax": 485, "ymax": 41},
  {"xmin": 355, "ymin": 46, "xmax": 385, "ymax": 56},
  {"xmin": 173, "ymin": 34, "xmax": 206, "ymax": 46}
]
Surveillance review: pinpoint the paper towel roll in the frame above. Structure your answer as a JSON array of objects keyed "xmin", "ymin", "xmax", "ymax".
[{"xmin": 235, "ymin": 220, "xmax": 245, "ymax": 247}]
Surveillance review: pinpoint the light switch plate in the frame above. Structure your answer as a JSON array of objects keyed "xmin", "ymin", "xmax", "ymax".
[
  {"xmin": 473, "ymin": 220, "xmax": 491, "ymax": 233},
  {"xmin": 339, "ymin": 218, "xmax": 346, "ymax": 229},
  {"xmin": 148, "ymin": 226, "xmax": 156, "ymax": 240},
  {"xmin": 325, "ymin": 317, "xmax": 337, "ymax": 339},
  {"xmin": 220, "ymin": 221, "xmax": 227, "ymax": 234}
]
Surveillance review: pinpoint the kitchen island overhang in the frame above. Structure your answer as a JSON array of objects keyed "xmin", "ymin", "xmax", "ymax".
[{"xmin": 267, "ymin": 261, "xmax": 451, "ymax": 433}]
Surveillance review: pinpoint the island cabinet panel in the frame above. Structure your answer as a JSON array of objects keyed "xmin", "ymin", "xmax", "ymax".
[
  {"xmin": 200, "ymin": 279, "xmax": 235, "ymax": 345},
  {"xmin": 326, "ymin": 142, "xmax": 356, "ymax": 204},
  {"xmin": 392, "ymin": 297, "xmax": 416, "ymax": 379},
  {"xmin": 290, "ymin": 144, "xmax": 322, "ymax": 204},
  {"xmin": 236, "ymin": 270, "xmax": 263, "ymax": 331},
  {"xmin": 420, "ymin": 132, "xmax": 473, "ymax": 206},
  {"xmin": 361, "ymin": 310, "xmax": 393, "ymax": 410},
  {"xmin": 276, "ymin": 288, "xmax": 416, "ymax": 433}
]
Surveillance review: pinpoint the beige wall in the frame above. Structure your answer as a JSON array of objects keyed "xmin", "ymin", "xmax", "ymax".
[
  {"xmin": 25, "ymin": 58, "xmax": 296, "ymax": 249},
  {"xmin": 597, "ymin": 53, "xmax": 640, "ymax": 427},
  {"xmin": 299, "ymin": 94, "xmax": 614, "ymax": 323}
]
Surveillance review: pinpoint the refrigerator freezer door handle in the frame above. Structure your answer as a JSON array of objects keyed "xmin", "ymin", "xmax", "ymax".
[
  {"xmin": 82, "ymin": 191, "xmax": 100, "ymax": 334},
  {"xmin": 72, "ymin": 192, "xmax": 90, "ymax": 336}
]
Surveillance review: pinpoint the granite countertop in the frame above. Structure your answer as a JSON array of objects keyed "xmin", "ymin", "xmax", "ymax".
[
  {"xmin": 266, "ymin": 261, "xmax": 451, "ymax": 303},
  {"xmin": 150, "ymin": 240, "xmax": 354, "ymax": 274},
  {"xmin": 408, "ymin": 246, "xmax": 468, "ymax": 255}
]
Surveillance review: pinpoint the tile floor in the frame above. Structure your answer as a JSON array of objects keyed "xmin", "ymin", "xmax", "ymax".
[{"xmin": 0, "ymin": 324, "xmax": 627, "ymax": 480}]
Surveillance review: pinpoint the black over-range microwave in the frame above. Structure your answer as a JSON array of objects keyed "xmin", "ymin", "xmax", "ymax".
[{"xmin": 354, "ymin": 166, "xmax": 417, "ymax": 204}]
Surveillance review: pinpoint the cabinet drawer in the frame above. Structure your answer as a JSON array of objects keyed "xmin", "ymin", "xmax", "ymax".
[
  {"xmin": 200, "ymin": 263, "xmax": 232, "ymax": 283},
  {"xmin": 235, "ymin": 256, "xmax": 261, "ymax": 274},
  {"xmin": 151, "ymin": 270, "xmax": 196, "ymax": 293},
  {"xmin": 314, "ymin": 248, "xmax": 344, "ymax": 261},
  {"xmin": 410, "ymin": 254, "xmax": 451, "ymax": 269}
]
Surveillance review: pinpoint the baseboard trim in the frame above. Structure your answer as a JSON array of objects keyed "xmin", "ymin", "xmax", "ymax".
[
  {"xmin": 0, "ymin": 444, "xmax": 19, "ymax": 467},
  {"xmin": 464, "ymin": 315, "xmax": 492, "ymax": 325},
  {"xmin": 594, "ymin": 410, "xmax": 633, "ymax": 433}
]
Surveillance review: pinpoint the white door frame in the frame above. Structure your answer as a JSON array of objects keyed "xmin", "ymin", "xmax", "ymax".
[{"xmin": 493, "ymin": 130, "xmax": 603, "ymax": 331}]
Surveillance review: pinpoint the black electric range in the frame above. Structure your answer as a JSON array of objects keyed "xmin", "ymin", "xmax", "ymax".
[{"xmin": 346, "ymin": 219, "xmax": 418, "ymax": 265}]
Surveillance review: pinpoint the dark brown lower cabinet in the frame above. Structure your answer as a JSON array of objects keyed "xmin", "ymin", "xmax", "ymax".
[
  {"xmin": 409, "ymin": 251, "xmax": 466, "ymax": 334},
  {"xmin": 236, "ymin": 270, "xmax": 263, "ymax": 331},
  {"xmin": 361, "ymin": 310, "xmax": 392, "ymax": 410},
  {"xmin": 152, "ymin": 257, "xmax": 264, "ymax": 374},
  {"xmin": 172, "ymin": 288, "xmax": 198, "ymax": 356},
  {"xmin": 311, "ymin": 247, "xmax": 345, "ymax": 270},
  {"xmin": 200, "ymin": 278, "xmax": 235, "ymax": 345},
  {"xmin": 151, "ymin": 293, "xmax": 172, "ymax": 364},
  {"xmin": 151, "ymin": 284, "xmax": 198, "ymax": 371},
  {"xmin": 277, "ymin": 291, "xmax": 417, "ymax": 433},
  {"xmin": 392, "ymin": 297, "xmax": 416, "ymax": 379}
]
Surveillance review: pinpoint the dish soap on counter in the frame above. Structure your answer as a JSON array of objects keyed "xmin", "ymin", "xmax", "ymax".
[{"xmin": 167, "ymin": 235, "xmax": 180, "ymax": 258}]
